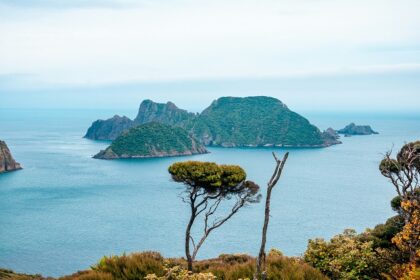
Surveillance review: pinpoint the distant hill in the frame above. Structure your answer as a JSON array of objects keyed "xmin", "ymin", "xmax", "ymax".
[
  {"xmin": 94, "ymin": 122, "xmax": 207, "ymax": 159},
  {"xmin": 192, "ymin": 96, "xmax": 339, "ymax": 147},
  {"xmin": 86, "ymin": 96, "xmax": 341, "ymax": 148}
]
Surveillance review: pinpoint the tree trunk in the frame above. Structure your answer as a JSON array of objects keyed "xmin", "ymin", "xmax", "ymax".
[
  {"xmin": 255, "ymin": 152, "xmax": 289, "ymax": 280},
  {"xmin": 185, "ymin": 210, "xmax": 195, "ymax": 271}
]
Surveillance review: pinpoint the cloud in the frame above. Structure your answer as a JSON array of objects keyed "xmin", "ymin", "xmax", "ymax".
[
  {"xmin": 0, "ymin": 0, "xmax": 138, "ymax": 9},
  {"xmin": 0, "ymin": 0, "xmax": 419, "ymax": 85}
]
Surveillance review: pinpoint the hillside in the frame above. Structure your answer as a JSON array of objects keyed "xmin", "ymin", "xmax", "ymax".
[
  {"xmin": 94, "ymin": 122, "xmax": 207, "ymax": 159},
  {"xmin": 192, "ymin": 96, "xmax": 339, "ymax": 147}
]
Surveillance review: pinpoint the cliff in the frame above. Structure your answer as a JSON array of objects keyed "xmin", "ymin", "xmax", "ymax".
[
  {"xmin": 134, "ymin": 99, "xmax": 196, "ymax": 127},
  {"xmin": 0, "ymin": 140, "xmax": 22, "ymax": 173},
  {"xmin": 94, "ymin": 122, "xmax": 208, "ymax": 159},
  {"xmin": 84, "ymin": 115, "xmax": 135, "ymax": 140}
]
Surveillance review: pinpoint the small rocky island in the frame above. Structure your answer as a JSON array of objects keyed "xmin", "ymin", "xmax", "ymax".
[
  {"xmin": 337, "ymin": 123, "xmax": 378, "ymax": 136},
  {"xmin": 94, "ymin": 122, "xmax": 208, "ymax": 159},
  {"xmin": 0, "ymin": 140, "xmax": 22, "ymax": 173}
]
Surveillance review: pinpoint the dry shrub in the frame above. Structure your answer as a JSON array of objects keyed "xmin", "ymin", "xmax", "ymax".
[
  {"xmin": 193, "ymin": 250, "xmax": 327, "ymax": 280},
  {"xmin": 27, "ymin": 250, "xmax": 326, "ymax": 280}
]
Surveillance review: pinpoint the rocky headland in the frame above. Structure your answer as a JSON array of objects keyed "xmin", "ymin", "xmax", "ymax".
[{"xmin": 0, "ymin": 140, "xmax": 22, "ymax": 173}]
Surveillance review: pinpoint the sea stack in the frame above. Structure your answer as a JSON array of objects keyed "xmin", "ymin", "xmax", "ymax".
[{"xmin": 0, "ymin": 140, "xmax": 22, "ymax": 173}]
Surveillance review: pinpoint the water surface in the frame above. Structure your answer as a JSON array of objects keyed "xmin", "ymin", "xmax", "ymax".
[{"xmin": 0, "ymin": 109, "xmax": 419, "ymax": 277}]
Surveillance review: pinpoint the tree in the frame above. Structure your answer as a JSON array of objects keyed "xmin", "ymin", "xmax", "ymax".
[
  {"xmin": 255, "ymin": 152, "xmax": 289, "ymax": 280},
  {"xmin": 168, "ymin": 161, "xmax": 261, "ymax": 271},
  {"xmin": 379, "ymin": 141, "xmax": 420, "ymax": 264}
]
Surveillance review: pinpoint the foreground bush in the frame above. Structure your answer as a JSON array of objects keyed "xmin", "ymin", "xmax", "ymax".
[{"xmin": 3, "ymin": 250, "xmax": 327, "ymax": 280}]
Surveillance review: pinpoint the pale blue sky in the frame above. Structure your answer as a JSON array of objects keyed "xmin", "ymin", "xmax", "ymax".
[{"xmin": 0, "ymin": 0, "xmax": 419, "ymax": 111}]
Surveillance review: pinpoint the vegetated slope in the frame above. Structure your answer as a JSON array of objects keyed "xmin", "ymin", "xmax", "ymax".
[
  {"xmin": 192, "ymin": 96, "xmax": 339, "ymax": 147},
  {"xmin": 94, "ymin": 122, "xmax": 207, "ymax": 159}
]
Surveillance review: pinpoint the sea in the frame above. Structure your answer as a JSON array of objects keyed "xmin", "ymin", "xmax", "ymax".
[{"xmin": 0, "ymin": 108, "xmax": 419, "ymax": 277}]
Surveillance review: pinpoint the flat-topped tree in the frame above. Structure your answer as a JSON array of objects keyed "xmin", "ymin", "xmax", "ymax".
[{"xmin": 168, "ymin": 161, "xmax": 261, "ymax": 271}]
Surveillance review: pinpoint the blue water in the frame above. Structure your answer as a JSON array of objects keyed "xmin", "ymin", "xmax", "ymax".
[{"xmin": 0, "ymin": 109, "xmax": 419, "ymax": 277}]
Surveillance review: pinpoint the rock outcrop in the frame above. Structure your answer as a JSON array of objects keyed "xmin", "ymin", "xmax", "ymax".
[
  {"xmin": 0, "ymin": 140, "xmax": 22, "ymax": 173},
  {"xmin": 84, "ymin": 115, "xmax": 135, "ymax": 141},
  {"xmin": 134, "ymin": 99, "xmax": 196, "ymax": 128},
  {"xmin": 94, "ymin": 122, "xmax": 208, "ymax": 159},
  {"xmin": 337, "ymin": 123, "xmax": 378, "ymax": 136}
]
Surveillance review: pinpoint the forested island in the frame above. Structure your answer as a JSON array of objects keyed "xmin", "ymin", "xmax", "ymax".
[
  {"xmin": 86, "ymin": 96, "xmax": 341, "ymax": 158},
  {"xmin": 94, "ymin": 123, "xmax": 207, "ymax": 159}
]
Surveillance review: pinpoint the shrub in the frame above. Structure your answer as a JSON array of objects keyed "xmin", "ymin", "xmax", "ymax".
[
  {"xmin": 91, "ymin": 251, "xmax": 165, "ymax": 280},
  {"xmin": 304, "ymin": 229, "xmax": 384, "ymax": 280}
]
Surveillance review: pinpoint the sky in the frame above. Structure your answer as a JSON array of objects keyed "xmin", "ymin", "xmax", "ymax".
[{"xmin": 0, "ymin": 0, "xmax": 419, "ymax": 112}]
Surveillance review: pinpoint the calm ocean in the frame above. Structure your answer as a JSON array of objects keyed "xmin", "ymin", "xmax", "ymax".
[{"xmin": 0, "ymin": 108, "xmax": 419, "ymax": 277}]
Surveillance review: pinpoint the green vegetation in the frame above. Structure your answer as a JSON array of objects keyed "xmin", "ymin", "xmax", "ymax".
[
  {"xmin": 94, "ymin": 123, "xmax": 207, "ymax": 159},
  {"xmin": 305, "ymin": 141, "xmax": 420, "ymax": 280},
  {"xmin": 168, "ymin": 161, "xmax": 261, "ymax": 271},
  {"xmin": 192, "ymin": 96, "xmax": 334, "ymax": 147},
  {"xmin": 86, "ymin": 96, "xmax": 340, "ymax": 147}
]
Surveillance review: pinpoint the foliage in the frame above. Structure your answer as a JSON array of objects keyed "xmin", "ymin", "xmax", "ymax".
[
  {"xmin": 4, "ymin": 251, "xmax": 326, "ymax": 280},
  {"xmin": 379, "ymin": 141, "xmax": 420, "ymax": 264},
  {"xmin": 304, "ymin": 229, "xmax": 384, "ymax": 280},
  {"xmin": 108, "ymin": 122, "xmax": 203, "ymax": 156},
  {"xmin": 391, "ymin": 199, "xmax": 420, "ymax": 264},
  {"xmin": 168, "ymin": 161, "xmax": 246, "ymax": 192},
  {"xmin": 89, "ymin": 252, "xmax": 165, "ymax": 280},
  {"xmin": 359, "ymin": 215, "xmax": 404, "ymax": 250},
  {"xmin": 145, "ymin": 263, "xmax": 216, "ymax": 280},
  {"xmin": 193, "ymin": 250, "xmax": 327, "ymax": 280}
]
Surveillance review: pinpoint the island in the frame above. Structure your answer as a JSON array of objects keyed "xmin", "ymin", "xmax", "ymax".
[
  {"xmin": 192, "ymin": 96, "xmax": 341, "ymax": 147},
  {"xmin": 337, "ymin": 123, "xmax": 378, "ymax": 136},
  {"xmin": 0, "ymin": 140, "xmax": 22, "ymax": 173},
  {"xmin": 93, "ymin": 122, "xmax": 208, "ymax": 159},
  {"xmin": 86, "ymin": 96, "xmax": 341, "ymax": 150}
]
